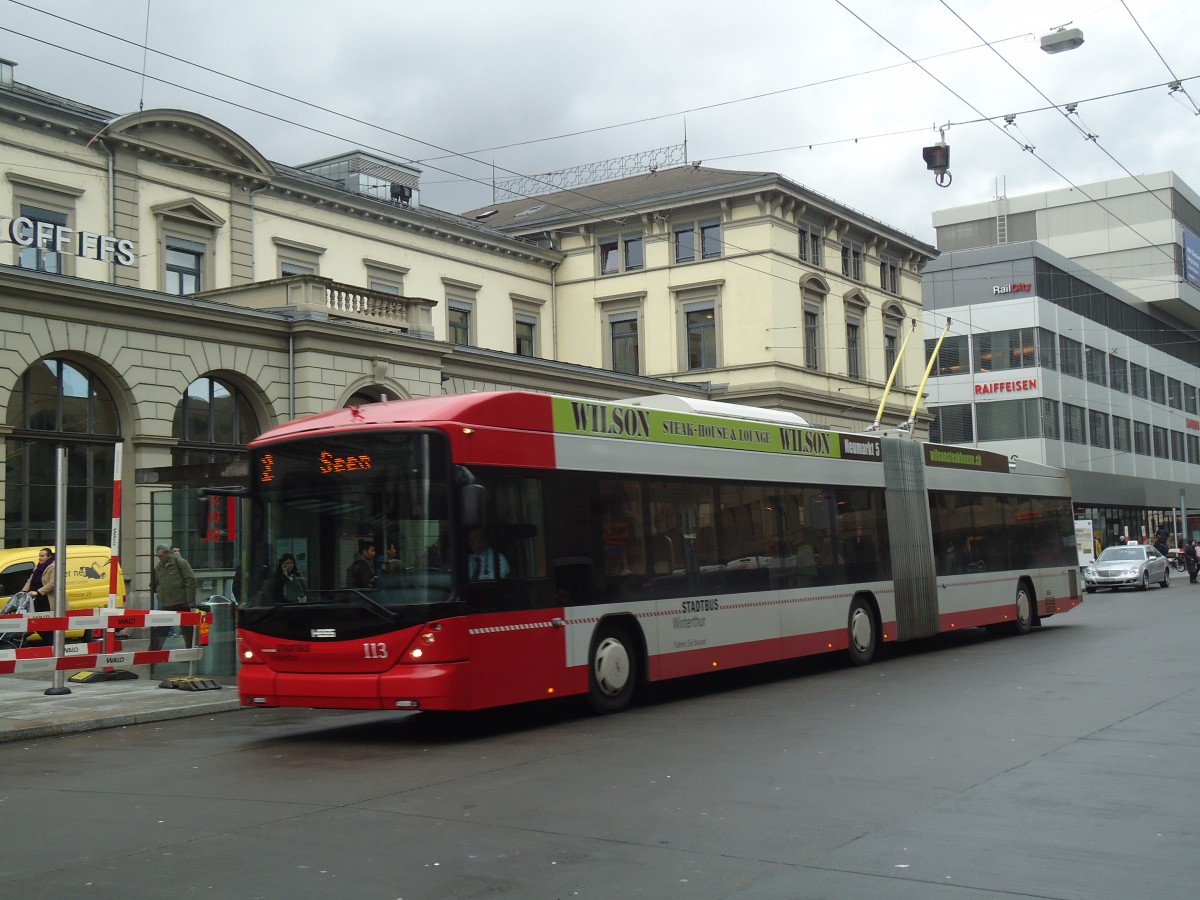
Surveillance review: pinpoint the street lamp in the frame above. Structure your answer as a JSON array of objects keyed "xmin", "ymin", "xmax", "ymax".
[{"xmin": 1040, "ymin": 24, "xmax": 1084, "ymax": 54}]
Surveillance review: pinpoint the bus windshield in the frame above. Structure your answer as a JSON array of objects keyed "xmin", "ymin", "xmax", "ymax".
[{"xmin": 247, "ymin": 430, "xmax": 455, "ymax": 609}]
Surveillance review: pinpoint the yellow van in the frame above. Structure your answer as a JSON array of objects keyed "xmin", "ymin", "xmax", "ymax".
[{"xmin": 0, "ymin": 545, "xmax": 126, "ymax": 640}]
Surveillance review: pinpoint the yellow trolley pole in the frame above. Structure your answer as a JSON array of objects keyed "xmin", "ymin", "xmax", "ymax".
[
  {"xmin": 904, "ymin": 317, "xmax": 952, "ymax": 437},
  {"xmin": 867, "ymin": 318, "xmax": 918, "ymax": 432}
]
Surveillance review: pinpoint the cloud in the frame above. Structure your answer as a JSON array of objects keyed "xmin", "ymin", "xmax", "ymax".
[{"xmin": 5, "ymin": 0, "xmax": 1196, "ymax": 243}]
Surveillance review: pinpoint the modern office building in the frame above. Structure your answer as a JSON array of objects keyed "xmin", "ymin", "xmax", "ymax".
[
  {"xmin": 932, "ymin": 172, "xmax": 1200, "ymax": 323},
  {"xmin": 928, "ymin": 173, "xmax": 1200, "ymax": 547},
  {"xmin": 921, "ymin": 240, "xmax": 1200, "ymax": 549}
]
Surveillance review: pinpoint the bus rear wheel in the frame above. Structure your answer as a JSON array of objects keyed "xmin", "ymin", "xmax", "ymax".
[
  {"xmin": 847, "ymin": 597, "xmax": 877, "ymax": 666},
  {"xmin": 588, "ymin": 622, "xmax": 638, "ymax": 714}
]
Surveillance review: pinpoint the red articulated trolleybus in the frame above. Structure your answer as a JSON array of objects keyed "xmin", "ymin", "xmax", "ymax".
[{"xmin": 237, "ymin": 391, "xmax": 1082, "ymax": 714}]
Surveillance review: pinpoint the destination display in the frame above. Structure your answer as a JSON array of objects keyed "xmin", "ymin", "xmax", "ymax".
[
  {"xmin": 923, "ymin": 443, "xmax": 1010, "ymax": 473},
  {"xmin": 257, "ymin": 449, "xmax": 375, "ymax": 483}
]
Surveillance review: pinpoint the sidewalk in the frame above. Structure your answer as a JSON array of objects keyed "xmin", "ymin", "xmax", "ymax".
[{"xmin": 0, "ymin": 665, "xmax": 242, "ymax": 743}]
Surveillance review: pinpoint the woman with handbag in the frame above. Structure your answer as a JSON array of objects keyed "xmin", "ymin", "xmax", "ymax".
[{"xmin": 20, "ymin": 547, "xmax": 56, "ymax": 612}]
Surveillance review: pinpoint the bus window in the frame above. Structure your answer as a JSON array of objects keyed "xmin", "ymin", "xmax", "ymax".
[
  {"xmin": 773, "ymin": 485, "xmax": 836, "ymax": 587},
  {"xmin": 718, "ymin": 483, "xmax": 775, "ymax": 592},
  {"xmin": 597, "ymin": 480, "xmax": 646, "ymax": 579},
  {"xmin": 833, "ymin": 486, "xmax": 890, "ymax": 583},
  {"xmin": 930, "ymin": 491, "xmax": 1011, "ymax": 575},
  {"xmin": 544, "ymin": 474, "xmax": 650, "ymax": 605},
  {"xmin": 485, "ymin": 475, "xmax": 547, "ymax": 580},
  {"xmin": 648, "ymin": 480, "xmax": 720, "ymax": 596},
  {"xmin": 467, "ymin": 472, "xmax": 552, "ymax": 611}
]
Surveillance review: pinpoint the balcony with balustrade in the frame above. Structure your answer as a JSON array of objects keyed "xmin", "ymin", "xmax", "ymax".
[{"xmin": 197, "ymin": 274, "xmax": 436, "ymax": 337}]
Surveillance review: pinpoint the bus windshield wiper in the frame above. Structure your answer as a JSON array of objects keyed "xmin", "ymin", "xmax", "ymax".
[{"xmin": 339, "ymin": 589, "xmax": 395, "ymax": 620}]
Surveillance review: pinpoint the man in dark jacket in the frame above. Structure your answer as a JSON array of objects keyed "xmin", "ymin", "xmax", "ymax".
[
  {"xmin": 346, "ymin": 541, "xmax": 377, "ymax": 589},
  {"xmin": 150, "ymin": 544, "xmax": 198, "ymax": 650}
]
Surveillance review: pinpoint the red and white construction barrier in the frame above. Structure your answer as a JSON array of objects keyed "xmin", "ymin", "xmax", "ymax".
[{"xmin": 0, "ymin": 608, "xmax": 208, "ymax": 675}]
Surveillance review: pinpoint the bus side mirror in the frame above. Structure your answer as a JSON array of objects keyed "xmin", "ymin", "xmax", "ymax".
[{"xmin": 461, "ymin": 483, "xmax": 485, "ymax": 528}]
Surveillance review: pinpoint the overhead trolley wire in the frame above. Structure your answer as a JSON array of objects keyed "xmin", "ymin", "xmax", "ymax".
[
  {"xmin": 833, "ymin": 0, "xmax": 1181, "ymax": 273},
  {"xmin": 5, "ymin": 0, "xmax": 1195, "ymax": 359},
  {"xmin": 937, "ymin": 0, "xmax": 1181, "ymax": 269},
  {"xmin": 0, "ymin": 20, "xmax": 931, "ymax": 292},
  {"xmin": 1120, "ymin": 0, "xmax": 1200, "ymax": 116}
]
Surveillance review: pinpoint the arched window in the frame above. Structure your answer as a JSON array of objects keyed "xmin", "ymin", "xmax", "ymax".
[
  {"xmin": 172, "ymin": 376, "xmax": 257, "ymax": 467},
  {"xmin": 843, "ymin": 290, "xmax": 870, "ymax": 382},
  {"xmin": 5, "ymin": 358, "xmax": 120, "ymax": 546},
  {"xmin": 801, "ymin": 276, "xmax": 829, "ymax": 372}
]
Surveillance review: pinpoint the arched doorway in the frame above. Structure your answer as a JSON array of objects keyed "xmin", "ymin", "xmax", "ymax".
[{"xmin": 153, "ymin": 376, "xmax": 260, "ymax": 595}]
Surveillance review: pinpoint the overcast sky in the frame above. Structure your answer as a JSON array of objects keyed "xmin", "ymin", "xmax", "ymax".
[{"xmin": 3, "ymin": 0, "xmax": 1197, "ymax": 243}]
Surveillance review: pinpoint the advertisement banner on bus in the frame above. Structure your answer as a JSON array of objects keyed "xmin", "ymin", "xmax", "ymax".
[{"xmin": 552, "ymin": 397, "xmax": 882, "ymax": 462}]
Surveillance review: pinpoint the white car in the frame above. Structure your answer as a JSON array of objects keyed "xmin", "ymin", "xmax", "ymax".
[{"xmin": 1083, "ymin": 545, "xmax": 1170, "ymax": 593}]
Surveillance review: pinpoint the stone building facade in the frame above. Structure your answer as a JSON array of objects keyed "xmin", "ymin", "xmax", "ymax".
[
  {"xmin": 464, "ymin": 166, "xmax": 939, "ymax": 431},
  {"xmin": 0, "ymin": 61, "xmax": 698, "ymax": 605}
]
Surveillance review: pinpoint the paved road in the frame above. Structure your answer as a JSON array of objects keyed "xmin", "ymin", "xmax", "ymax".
[{"xmin": 2, "ymin": 585, "xmax": 1197, "ymax": 899}]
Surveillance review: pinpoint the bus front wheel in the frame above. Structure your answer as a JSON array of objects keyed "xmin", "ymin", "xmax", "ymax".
[
  {"xmin": 1012, "ymin": 582, "xmax": 1034, "ymax": 635},
  {"xmin": 847, "ymin": 597, "xmax": 877, "ymax": 666},
  {"xmin": 588, "ymin": 622, "xmax": 638, "ymax": 714}
]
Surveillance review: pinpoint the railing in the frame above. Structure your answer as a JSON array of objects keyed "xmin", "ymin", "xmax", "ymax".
[
  {"xmin": 325, "ymin": 282, "xmax": 413, "ymax": 328},
  {"xmin": 196, "ymin": 275, "xmax": 437, "ymax": 337}
]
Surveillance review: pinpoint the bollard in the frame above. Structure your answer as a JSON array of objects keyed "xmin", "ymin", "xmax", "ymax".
[{"xmin": 197, "ymin": 595, "xmax": 237, "ymax": 677}]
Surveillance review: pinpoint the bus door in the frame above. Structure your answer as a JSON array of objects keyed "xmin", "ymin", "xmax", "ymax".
[{"xmin": 463, "ymin": 474, "xmax": 567, "ymax": 707}]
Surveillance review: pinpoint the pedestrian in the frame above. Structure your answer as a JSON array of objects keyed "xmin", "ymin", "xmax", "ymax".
[
  {"xmin": 346, "ymin": 540, "xmax": 377, "ymax": 588},
  {"xmin": 166, "ymin": 547, "xmax": 183, "ymax": 637},
  {"xmin": 1185, "ymin": 539, "xmax": 1198, "ymax": 584},
  {"xmin": 267, "ymin": 553, "xmax": 307, "ymax": 602},
  {"xmin": 20, "ymin": 547, "xmax": 56, "ymax": 613},
  {"xmin": 150, "ymin": 544, "xmax": 198, "ymax": 651},
  {"xmin": 376, "ymin": 541, "xmax": 399, "ymax": 577}
]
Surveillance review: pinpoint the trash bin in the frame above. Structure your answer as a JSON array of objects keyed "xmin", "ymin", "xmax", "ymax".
[{"xmin": 198, "ymin": 595, "xmax": 237, "ymax": 676}]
